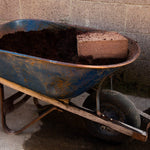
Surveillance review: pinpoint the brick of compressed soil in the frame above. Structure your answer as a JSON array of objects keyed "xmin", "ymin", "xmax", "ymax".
[{"xmin": 77, "ymin": 31, "xmax": 128, "ymax": 59}]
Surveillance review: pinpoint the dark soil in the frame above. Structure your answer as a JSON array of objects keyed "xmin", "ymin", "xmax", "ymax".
[{"xmin": 0, "ymin": 29, "xmax": 126, "ymax": 65}]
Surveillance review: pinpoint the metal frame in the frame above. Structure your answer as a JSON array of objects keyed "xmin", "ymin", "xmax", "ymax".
[
  {"xmin": 0, "ymin": 77, "xmax": 150, "ymax": 142},
  {"xmin": 0, "ymin": 84, "xmax": 61, "ymax": 134}
]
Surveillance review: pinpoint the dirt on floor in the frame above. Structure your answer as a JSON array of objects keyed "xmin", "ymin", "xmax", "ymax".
[{"xmin": 23, "ymin": 108, "xmax": 150, "ymax": 150}]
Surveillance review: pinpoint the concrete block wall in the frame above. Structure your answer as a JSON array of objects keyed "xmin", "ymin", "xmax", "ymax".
[{"xmin": 0, "ymin": 0, "xmax": 150, "ymax": 96}]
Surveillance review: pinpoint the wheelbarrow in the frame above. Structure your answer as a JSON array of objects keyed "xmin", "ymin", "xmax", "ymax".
[{"xmin": 0, "ymin": 19, "xmax": 149, "ymax": 143}]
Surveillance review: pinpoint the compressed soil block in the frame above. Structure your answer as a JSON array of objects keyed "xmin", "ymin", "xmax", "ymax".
[
  {"xmin": 0, "ymin": 29, "xmax": 127, "ymax": 65},
  {"xmin": 77, "ymin": 31, "xmax": 128, "ymax": 59}
]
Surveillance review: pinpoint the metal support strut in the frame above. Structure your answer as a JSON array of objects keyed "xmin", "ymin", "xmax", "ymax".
[
  {"xmin": 0, "ymin": 84, "xmax": 60, "ymax": 134},
  {"xmin": 0, "ymin": 78, "xmax": 149, "ymax": 142},
  {"xmin": 96, "ymin": 76, "xmax": 107, "ymax": 116},
  {"xmin": 96, "ymin": 74, "xmax": 113, "ymax": 116}
]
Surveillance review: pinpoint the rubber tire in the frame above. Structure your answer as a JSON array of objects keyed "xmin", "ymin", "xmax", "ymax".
[{"xmin": 83, "ymin": 89, "xmax": 141, "ymax": 143}]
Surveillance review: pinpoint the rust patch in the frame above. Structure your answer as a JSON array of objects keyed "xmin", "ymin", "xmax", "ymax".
[
  {"xmin": 24, "ymin": 78, "xmax": 27, "ymax": 82},
  {"xmin": 47, "ymin": 77, "xmax": 72, "ymax": 97},
  {"xmin": 53, "ymin": 78, "xmax": 71, "ymax": 89}
]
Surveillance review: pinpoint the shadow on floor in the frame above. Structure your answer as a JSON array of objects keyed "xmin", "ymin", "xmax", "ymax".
[{"xmin": 23, "ymin": 109, "xmax": 150, "ymax": 150}]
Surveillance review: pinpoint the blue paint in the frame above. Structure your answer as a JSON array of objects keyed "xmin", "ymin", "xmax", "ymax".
[{"xmin": 0, "ymin": 19, "xmax": 133, "ymax": 99}]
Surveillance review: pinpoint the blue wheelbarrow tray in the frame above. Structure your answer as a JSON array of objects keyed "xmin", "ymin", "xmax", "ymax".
[
  {"xmin": 0, "ymin": 19, "xmax": 140, "ymax": 99},
  {"xmin": 0, "ymin": 19, "xmax": 148, "ymax": 142}
]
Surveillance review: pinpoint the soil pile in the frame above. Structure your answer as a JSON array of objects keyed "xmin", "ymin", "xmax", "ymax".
[{"xmin": 0, "ymin": 29, "xmax": 126, "ymax": 65}]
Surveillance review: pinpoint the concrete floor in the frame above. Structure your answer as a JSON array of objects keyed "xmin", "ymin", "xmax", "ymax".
[
  {"xmin": 0, "ymin": 86, "xmax": 41, "ymax": 150},
  {"xmin": 0, "ymin": 86, "xmax": 150, "ymax": 150}
]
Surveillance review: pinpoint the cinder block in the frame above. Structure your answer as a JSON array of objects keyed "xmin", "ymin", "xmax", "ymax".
[
  {"xmin": 80, "ymin": 0, "xmax": 125, "ymax": 3},
  {"xmin": 126, "ymin": 6, "xmax": 150, "ymax": 34},
  {"xmin": 70, "ymin": 1, "xmax": 90, "ymax": 26},
  {"xmin": 122, "ymin": 32, "xmax": 150, "ymax": 60},
  {"xmin": 88, "ymin": 3, "xmax": 126, "ymax": 31},
  {"xmin": 137, "ymin": 34, "xmax": 150, "ymax": 60},
  {"xmin": 123, "ymin": 60, "xmax": 150, "ymax": 86},
  {"xmin": 81, "ymin": 0, "xmax": 150, "ymax": 5},
  {"xmin": 0, "ymin": 20, "xmax": 9, "ymax": 25},
  {"xmin": 0, "ymin": 0, "xmax": 20, "ymax": 20},
  {"xmin": 20, "ymin": 0, "xmax": 70, "ymax": 23},
  {"xmin": 125, "ymin": 0, "xmax": 150, "ymax": 5}
]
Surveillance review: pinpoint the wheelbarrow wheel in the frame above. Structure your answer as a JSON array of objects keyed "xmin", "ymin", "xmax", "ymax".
[{"xmin": 82, "ymin": 89, "xmax": 141, "ymax": 143}]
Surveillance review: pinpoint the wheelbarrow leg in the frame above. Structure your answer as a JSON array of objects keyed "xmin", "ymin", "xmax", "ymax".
[
  {"xmin": 0, "ymin": 84, "xmax": 61, "ymax": 134},
  {"xmin": 33, "ymin": 97, "xmax": 53, "ymax": 112},
  {"xmin": 96, "ymin": 76, "xmax": 108, "ymax": 116},
  {"xmin": 0, "ymin": 84, "xmax": 5, "ymax": 131}
]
